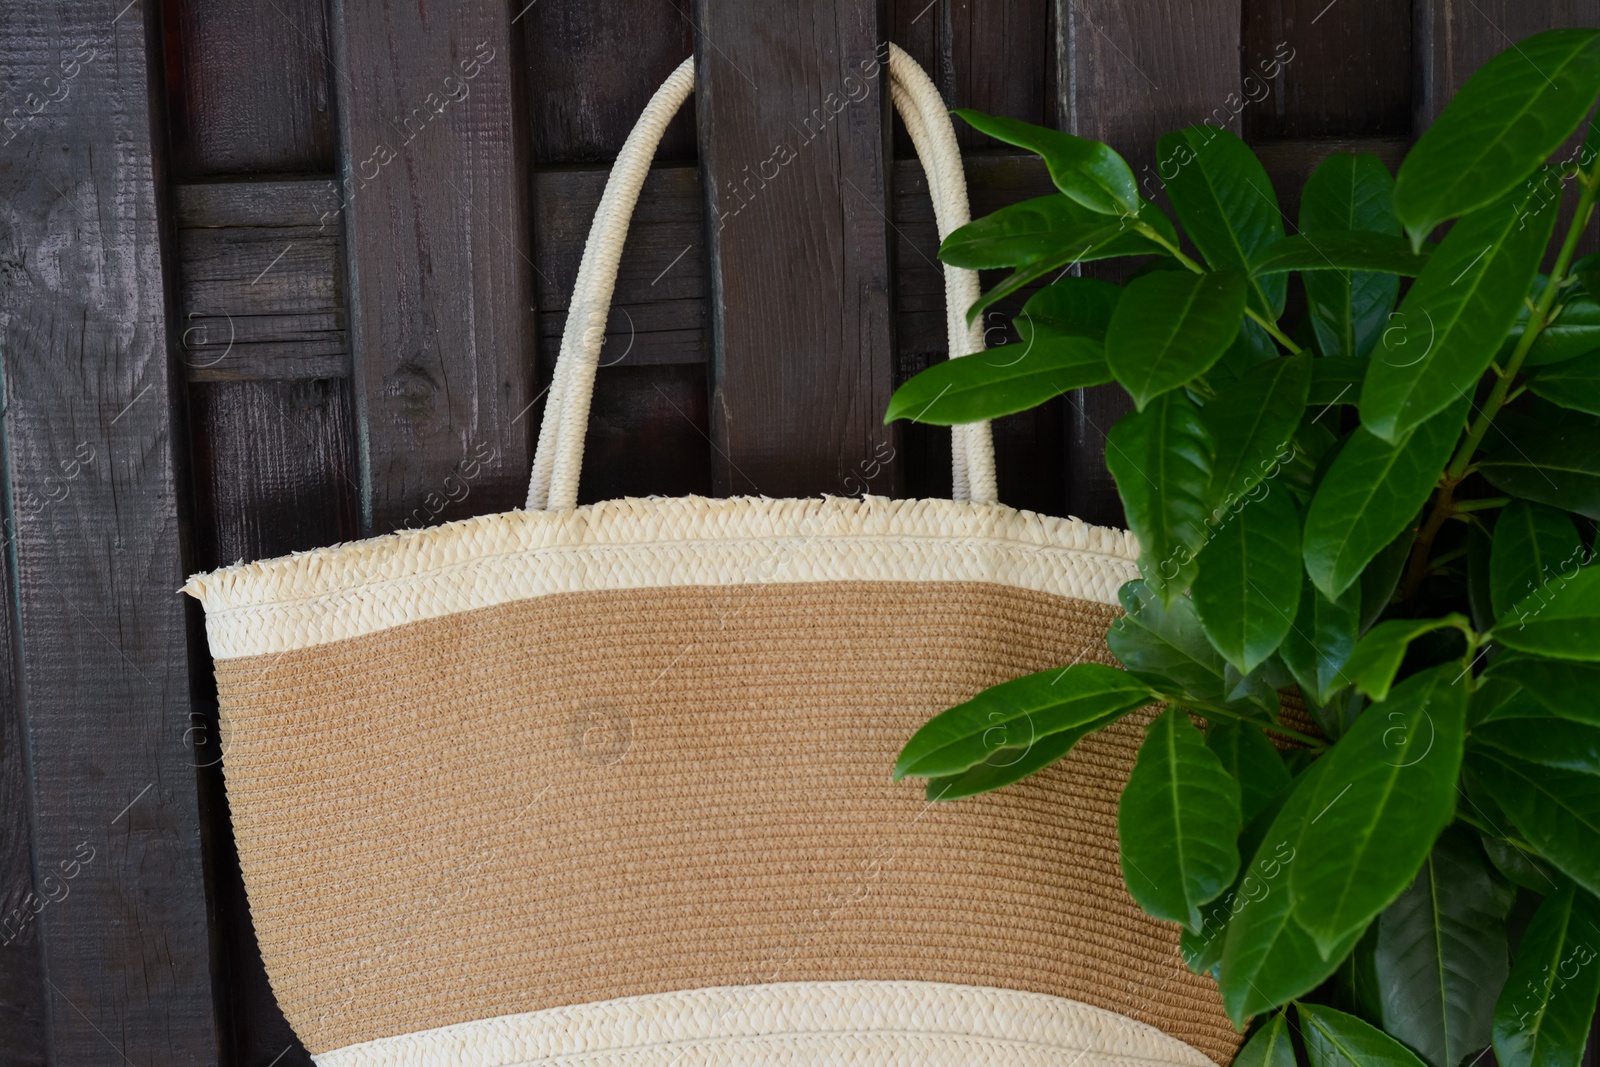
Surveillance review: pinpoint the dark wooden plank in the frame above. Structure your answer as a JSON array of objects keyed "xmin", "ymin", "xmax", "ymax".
[
  {"xmin": 697, "ymin": 0, "xmax": 900, "ymax": 498},
  {"xmin": 521, "ymin": 0, "xmax": 697, "ymax": 165},
  {"xmin": 1242, "ymin": 0, "xmax": 1411, "ymax": 141},
  {"xmin": 188, "ymin": 381, "xmax": 360, "ymax": 569},
  {"xmin": 175, "ymin": 180, "xmax": 346, "ymax": 382},
  {"xmin": 0, "ymin": 1, "xmax": 222, "ymax": 1061},
  {"xmin": 334, "ymin": 2, "xmax": 536, "ymax": 532},
  {"xmin": 577, "ymin": 365, "xmax": 715, "ymax": 503},
  {"xmin": 532, "ymin": 165, "xmax": 707, "ymax": 369},
  {"xmin": 161, "ymin": 0, "xmax": 336, "ymax": 176},
  {"xmin": 0, "ymin": 479, "xmax": 46, "ymax": 1067},
  {"xmin": 890, "ymin": 0, "xmax": 1052, "ymax": 153},
  {"xmin": 1056, "ymin": 0, "xmax": 1242, "ymax": 526}
]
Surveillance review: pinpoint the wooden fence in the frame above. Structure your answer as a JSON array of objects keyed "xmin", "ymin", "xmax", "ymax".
[{"xmin": 0, "ymin": 1, "xmax": 1595, "ymax": 1063}]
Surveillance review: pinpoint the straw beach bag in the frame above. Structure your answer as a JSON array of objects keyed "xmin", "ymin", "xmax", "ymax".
[{"xmin": 185, "ymin": 45, "xmax": 1244, "ymax": 1067}]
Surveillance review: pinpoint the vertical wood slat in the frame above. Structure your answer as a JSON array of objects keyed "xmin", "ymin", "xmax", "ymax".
[
  {"xmin": 1056, "ymin": 0, "xmax": 1243, "ymax": 527},
  {"xmin": 1242, "ymin": 0, "xmax": 1412, "ymax": 141},
  {"xmin": 160, "ymin": 0, "xmax": 335, "ymax": 176},
  {"xmin": 889, "ymin": 0, "xmax": 1065, "ymax": 517},
  {"xmin": 334, "ymin": 0, "xmax": 535, "ymax": 533},
  {"xmin": 0, "ymin": 2, "xmax": 222, "ymax": 1062},
  {"xmin": 0, "ymin": 486, "xmax": 46, "ymax": 1066},
  {"xmin": 696, "ymin": 0, "xmax": 901, "ymax": 499}
]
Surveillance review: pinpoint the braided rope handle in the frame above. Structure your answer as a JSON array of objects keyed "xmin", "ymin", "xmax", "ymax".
[{"xmin": 527, "ymin": 43, "xmax": 996, "ymax": 511}]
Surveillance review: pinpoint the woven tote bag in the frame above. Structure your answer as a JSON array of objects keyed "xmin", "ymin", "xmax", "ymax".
[{"xmin": 185, "ymin": 45, "xmax": 1245, "ymax": 1067}]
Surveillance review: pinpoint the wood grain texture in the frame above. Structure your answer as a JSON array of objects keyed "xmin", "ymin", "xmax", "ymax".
[
  {"xmin": 696, "ymin": 0, "xmax": 900, "ymax": 498},
  {"xmin": 576, "ymin": 364, "xmax": 714, "ymax": 503},
  {"xmin": 532, "ymin": 165, "xmax": 707, "ymax": 369},
  {"xmin": 174, "ymin": 180, "xmax": 347, "ymax": 382},
  {"xmin": 1253, "ymin": 134, "xmax": 1410, "ymax": 225},
  {"xmin": 333, "ymin": 0, "xmax": 534, "ymax": 532},
  {"xmin": 161, "ymin": 0, "xmax": 336, "ymax": 176},
  {"xmin": 1057, "ymin": 0, "xmax": 1242, "ymax": 526},
  {"xmin": 521, "ymin": 0, "xmax": 697, "ymax": 164},
  {"xmin": 0, "ymin": 465, "xmax": 46, "ymax": 1066},
  {"xmin": 188, "ymin": 381, "xmax": 360, "ymax": 570},
  {"xmin": 0, "ymin": 1, "xmax": 222, "ymax": 1062},
  {"xmin": 890, "ymin": 0, "xmax": 1052, "ymax": 153},
  {"xmin": 1243, "ymin": 0, "xmax": 1411, "ymax": 141}
]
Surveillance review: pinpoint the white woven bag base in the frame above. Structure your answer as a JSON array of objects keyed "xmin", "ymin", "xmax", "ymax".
[{"xmin": 312, "ymin": 981, "xmax": 1223, "ymax": 1067}]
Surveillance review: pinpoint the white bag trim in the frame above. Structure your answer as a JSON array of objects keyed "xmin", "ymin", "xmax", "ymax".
[
  {"xmin": 184, "ymin": 494, "xmax": 1138, "ymax": 659},
  {"xmin": 527, "ymin": 44, "xmax": 998, "ymax": 512},
  {"xmin": 311, "ymin": 980, "xmax": 1221, "ymax": 1067}
]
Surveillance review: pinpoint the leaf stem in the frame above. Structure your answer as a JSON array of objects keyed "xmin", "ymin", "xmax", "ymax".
[
  {"xmin": 1451, "ymin": 496, "xmax": 1511, "ymax": 513},
  {"xmin": 1400, "ymin": 174, "xmax": 1600, "ymax": 601},
  {"xmin": 1174, "ymin": 699, "xmax": 1328, "ymax": 750},
  {"xmin": 1133, "ymin": 221, "xmax": 1304, "ymax": 354}
]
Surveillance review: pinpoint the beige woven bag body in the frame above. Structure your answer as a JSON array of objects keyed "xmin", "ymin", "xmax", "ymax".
[{"xmin": 185, "ymin": 45, "xmax": 1244, "ymax": 1067}]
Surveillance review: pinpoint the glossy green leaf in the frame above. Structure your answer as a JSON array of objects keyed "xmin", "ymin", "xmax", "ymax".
[
  {"xmin": 1202, "ymin": 355, "xmax": 1313, "ymax": 511},
  {"xmin": 1158, "ymin": 127, "xmax": 1287, "ymax": 317},
  {"xmin": 1020, "ymin": 276, "xmax": 1122, "ymax": 341},
  {"xmin": 1288, "ymin": 664, "xmax": 1468, "ymax": 956},
  {"xmin": 1487, "ymin": 656, "xmax": 1600, "ymax": 725},
  {"xmin": 963, "ymin": 230, "xmax": 1128, "ymax": 324},
  {"xmin": 1307, "ymin": 357, "xmax": 1368, "ymax": 407},
  {"xmin": 1495, "ymin": 563, "xmax": 1600, "ymax": 662},
  {"xmin": 1192, "ymin": 488, "xmax": 1303, "ymax": 673},
  {"xmin": 1359, "ymin": 525, "xmax": 1419, "ymax": 631},
  {"xmin": 922, "ymin": 717, "xmax": 1124, "ymax": 801},
  {"xmin": 1303, "ymin": 399, "xmax": 1467, "ymax": 599},
  {"xmin": 1300, "ymin": 155, "xmax": 1406, "ymax": 359},
  {"xmin": 1491, "ymin": 501, "xmax": 1585, "ymax": 617},
  {"xmin": 955, "ymin": 109, "xmax": 1140, "ymax": 217},
  {"xmin": 1480, "ymin": 402, "xmax": 1600, "ymax": 519},
  {"xmin": 1119, "ymin": 707, "xmax": 1243, "ymax": 929},
  {"xmin": 1106, "ymin": 392, "xmax": 1215, "ymax": 602},
  {"xmin": 1213, "ymin": 315, "xmax": 1281, "ymax": 383},
  {"xmin": 1520, "ymin": 293, "xmax": 1600, "ymax": 368},
  {"xmin": 1279, "ymin": 576, "xmax": 1361, "ymax": 707},
  {"xmin": 1106, "ymin": 269, "xmax": 1247, "ymax": 409},
  {"xmin": 1342, "ymin": 614, "xmax": 1472, "ymax": 702},
  {"xmin": 939, "ymin": 195, "xmax": 1125, "ymax": 269},
  {"xmin": 1252, "ymin": 232, "xmax": 1427, "ymax": 276},
  {"xmin": 1481, "ymin": 834, "xmax": 1561, "ymax": 894},
  {"xmin": 1207, "ymin": 719, "xmax": 1292, "ymax": 825},
  {"xmin": 1182, "ymin": 769, "xmax": 1301, "ymax": 977},
  {"xmin": 1393, "ymin": 28, "xmax": 1600, "ymax": 243},
  {"xmin": 884, "ymin": 334, "xmax": 1111, "ymax": 426},
  {"xmin": 1473, "ymin": 707, "xmax": 1600, "ymax": 775},
  {"xmin": 1109, "ymin": 580, "xmax": 1229, "ymax": 700},
  {"xmin": 895, "ymin": 663, "xmax": 1154, "ymax": 782},
  {"xmin": 1299, "ymin": 1002, "xmax": 1430, "ymax": 1067},
  {"xmin": 1236, "ymin": 1013, "xmax": 1296, "ymax": 1067},
  {"xmin": 1469, "ymin": 749, "xmax": 1600, "ymax": 896},
  {"xmin": 1362, "ymin": 184, "xmax": 1558, "ymax": 443},
  {"xmin": 1528, "ymin": 350, "xmax": 1600, "ymax": 415},
  {"xmin": 1374, "ymin": 826, "xmax": 1514, "ymax": 1067},
  {"xmin": 1219, "ymin": 757, "xmax": 1366, "ymax": 1024},
  {"xmin": 1493, "ymin": 882, "xmax": 1600, "ymax": 1067},
  {"xmin": 1471, "ymin": 674, "xmax": 1545, "ymax": 726}
]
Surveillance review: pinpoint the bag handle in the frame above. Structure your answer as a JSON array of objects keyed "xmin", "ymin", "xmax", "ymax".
[{"xmin": 526, "ymin": 43, "xmax": 997, "ymax": 511}]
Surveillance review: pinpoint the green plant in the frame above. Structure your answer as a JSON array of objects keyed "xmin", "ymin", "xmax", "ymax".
[{"xmin": 890, "ymin": 28, "xmax": 1600, "ymax": 1067}]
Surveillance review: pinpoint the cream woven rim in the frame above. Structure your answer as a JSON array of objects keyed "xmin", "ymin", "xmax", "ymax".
[
  {"xmin": 184, "ymin": 494, "xmax": 1140, "ymax": 658},
  {"xmin": 527, "ymin": 44, "xmax": 998, "ymax": 511},
  {"xmin": 311, "ymin": 981, "xmax": 1222, "ymax": 1067}
]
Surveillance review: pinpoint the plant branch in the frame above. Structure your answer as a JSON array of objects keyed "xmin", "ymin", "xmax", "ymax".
[{"xmin": 1400, "ymin": 175, "xmax": 1600, "ymax": 601}]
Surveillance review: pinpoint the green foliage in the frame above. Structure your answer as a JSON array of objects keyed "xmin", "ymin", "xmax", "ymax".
[
  {"xmin": 1119, "ymin": 707, "xmax": 1242, "ymax": 929},
  {"xmin": 1493, "ymin": 883, "xmax": 1600, "ymax": 1067},
  {"xmin": 888, "ymin": 29, "xmax": 1600, "ymax": 1058}
]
